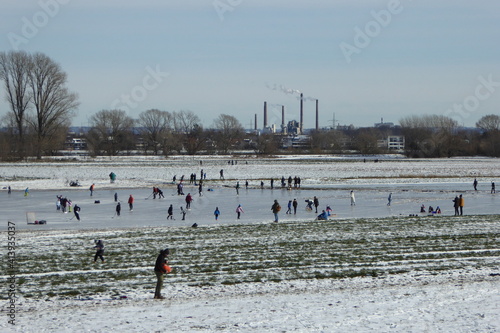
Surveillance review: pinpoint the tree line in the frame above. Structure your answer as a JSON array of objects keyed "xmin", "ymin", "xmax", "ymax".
[{"xmin": 1, "ymin": 51, "xmax": 499, "ymax": 159}]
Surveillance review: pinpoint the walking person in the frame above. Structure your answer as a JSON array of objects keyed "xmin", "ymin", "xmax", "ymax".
[
  {"xmin": 387, "ymin": 193, "xmax": 392, "ymax": 206},
  {"xmin": 214, "ymin": 207, "xmax": 220, "ymax": 220},
  {"xmin": 128, "ymin": 194, "xmax": 134, "ymax": 211},
  {"xmin": 350, "ymin": 190, "xmax": 356, "ymax": 206},
  {"xmin": 236, "ymin": 204, "xmax": 244, "ymax": 219},
  {"xmin": 8, "ymin": 185, "xmax": 11, "ymax": 194},
  {"xmin": 459, "ymin": 194, "xmax": 464, "ymax": 216},
  {"xmin": 236, "ymin": 182, "xmax": 240, "ymax": 195},
  {"xmin": 89, "ymin": 184, "xmax": 95, "ymax": 196},
  {"xmin": 453, "ymin": 195, "xmax": 460, "ymax": 216},
  {"xmin": 73, "ymin": 204, "xmax": 81, "ymax": 221},
  {"xmin": 185, "ymin": 193, "xmax": 193, "ymax": 209},
  {"xmin": 167, "ymin": 204, "xmax": 174, "ymax": 220},
  {"xmin": 473, "ymin": 178, "xmax": 478, "ymax": 191},
  {"xmin": 154, "ymin": 248, "xmax": 170, "ymax": 299},
  {"xmin": 313, "ymin": 196, "xmax": 319, "ymax": 213},
  {"xmin": 93, "ymin": 240, "xmax": 105, "ymax": 263},
  {"xmin": 492, "ymin": 182, "xmax": 496, "ymax": 194},
  {"xmin": 286, "ymin": 200, "xmax": 292, "ymax": 214},
  {"xmin": 180, "ymin": 206, "xmax": 186, "ymax": 221},
  {"xmin": 116, "ymin": 202, "xmax": 121, "ymax": 217},
  {"xmin": 198, "ymin": 182, "xmax": 203, "ymax": 196},
  {"xmin": 271, "ymin": 199, "xmax": 281, "ymax": 222},
  {"xmin": 292, "ymin": 198, "xmax": 298, "ymax": 215},
  {"xmin": 220, "ymin": 169, "xmax": 224, "ymax": 179},
  {"xmin": 114, "ymin": 192, "xmax": 118, "ymax": 202}
]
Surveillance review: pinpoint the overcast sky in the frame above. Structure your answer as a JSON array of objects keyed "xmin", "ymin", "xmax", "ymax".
[{"xmin": 1, "ymin": 0, "xmax": 499, "ymax": 129}]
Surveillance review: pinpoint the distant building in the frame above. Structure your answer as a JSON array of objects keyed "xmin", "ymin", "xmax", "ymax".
[
  {"xmin": 377, "ymin": 135, "xmax": 405, "ymax": 151},
  {"xmin": 374, "ymin": 118, "xmax": 395, "ymax": 128}
]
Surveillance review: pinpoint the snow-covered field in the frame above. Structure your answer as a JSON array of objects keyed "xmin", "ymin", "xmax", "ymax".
[{"xmin": 1, "ymin": 156, "xmax": 499, "ymax": 332}]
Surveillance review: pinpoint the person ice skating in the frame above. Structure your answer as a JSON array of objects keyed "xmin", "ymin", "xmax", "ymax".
[
  {"xmin": 24, "ymin": 187, "xmax": 29, "ymax": 197},
  {"xmin": 453, "ymin": 195, "xmax": 460, "ymax": 216},
  {"xmin": 317, "ymin": 210, "xmax": 328, "ymax": 221},
  {"xmin": 89, "ymin": 184, "xmax": 94, "ymax": 196},
  {"xmin": 235, "ymin": 182, "xmax": 240, "ymax": 195},
  {"xmin": 180, "ymin": 207, "xmax": 186, "ymax": 221},
  {"xmin": 109, "ymin": 172, "xmax": 116, "ymax": 183},
  {"xmin": 158, "ymin": 188, "xmax": 164, "ymax": 199},
  {"xmin": 260, "ymin": 181, "xmax": 264, "ymax": 189},
  {"xmin": 473, "ymin": 178, "xmax": 478, "ymax": 191},
  {"xmin": 8, "ymin": 185, "xmax": 11, "ymax": 194},
  {"xmin": 245, "ymin": 180, "xmax": 248, "ymax": 189},
  {"xmin": 236, "ymin": 204, "xmax": 244, "ymax": 219},
  {"xmin": 73, "ymin": 204, "xmax": 81, "ymax": 221},
  {"xmin": 350, "ymin": 190, "xmax": 356, "ymax": 206},
  {"xmin": 220, "ymin": 169, "xmax": 224, "ymax": 179},
  {"xmin": 286, "ymin": 200, "xmax": 292, "ymax": 214},
  {"xmin": 305, "ymin": 199, "xmax": 313, "ymax": 211},
  {"xmin": 185, "ymin": 193, "xmax": 193, "ymax": 209},
  {"xmin": 116, "ymin": 202, "xmax": 121, "ymax": 216},
  {"xmin": 114, "ymin": 192, "xmax": 118, "ymax": 202},
  {"xmin": 270, "ymin": 179, "xmax": 274, "ymax": 189},
  {"xmin": 271, "ymin": 199, "xmax": 281, "ymax": 222},
  {"xmin": 93, "ymin": 240, "xmax": 105, "ymax": 263},
  {"xmin": 313, "ymin": 196, "xmax": 319, "ymax": 213},
  {"xmin": 459, "ymin": 194, "xmax": 464, "ymax": 216},
  {"xmin": 214, "ymin": 207, "xmax": 220, "ymax": 220},
  {"xmin": 128, "ymin": 194, "xmax": 134, "ymax": 211},
  {"xmin": 56, "ymin": 195, "xmax": 61, "ymax": 211},
  {"xmin": 387, "ymin": 193, "xmax": 392, "ymax": 206},
  {"xmin": 492, "ymin": 182, "xmax": 496, "ymax": 194},
  {"xmin": 154, "ymin": 248, "xmax": 170, "ymax": 299},
  {"xmin": 167, "ymin": 204, "xmax": 174, "ymax": 220},
  {"xmin": 198, "ymin": 182, "xmax": 203, "ymax": 196}
]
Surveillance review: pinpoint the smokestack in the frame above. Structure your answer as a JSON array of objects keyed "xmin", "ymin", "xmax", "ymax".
[
  {"xmin": 300, "ymin": 93, "xmax": 303, "ymax": 134},
  {"xmin": 315, "ymin": 99, "xmax": 319, "ymax": 131},
  {"xmin": 264, "ymin": 101, "xmax": 268, "ymax": 128},
  {"xmin": 281, "ymin": 105, "xmax": 285, "ymax": 126},
  {"xmin": 254, "ymin": 114, "xmax": 257, "ymax": 131}
]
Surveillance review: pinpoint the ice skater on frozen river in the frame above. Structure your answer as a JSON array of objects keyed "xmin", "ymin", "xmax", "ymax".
[{"xmin": 271, "ymin": 199, "xmax": 281, "ymax": 222}]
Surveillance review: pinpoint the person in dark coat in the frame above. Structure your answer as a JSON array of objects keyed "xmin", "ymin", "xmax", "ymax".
[
  {"xmin": 313, "ymin": 196, "xmax": 319, "ymax": 213},
  {"xmin": 453, "ymin": 195, "xmax": 460, "ymax": 216},
  {"xmin": 292, "ymin": 199, "xmax": 298, "ymax": 215},
  {"xmin": 167, "ymin": 204, "xmax": 174, "ymax": 220},
  {"xmin": 93, "ymin": 240, "xmax": 105, "ymax": 262},
  {"xmin": 73, "ymin": 204, "xmax": 81, "ymax": 221},
  {"xmin": 116, "ymin": 202, "xmax": 121, "ymax": 216},
  {"xmin": 154, "ymin": 248, "xmax": 170, "ymax": 299}
]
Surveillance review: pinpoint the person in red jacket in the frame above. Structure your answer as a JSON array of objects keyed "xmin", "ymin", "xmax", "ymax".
[
  {"xmin": 185, "ymin": 193, "xmax": 193, "ymax": 209},
  {"xmin": 128, "ymin": 194, "xmax": 134, "ymax": 211}
]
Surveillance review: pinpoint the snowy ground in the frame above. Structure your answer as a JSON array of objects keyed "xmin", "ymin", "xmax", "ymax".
[{"xmin": 1, "ymin": 156, "xmax": 499, "ymax": 332}]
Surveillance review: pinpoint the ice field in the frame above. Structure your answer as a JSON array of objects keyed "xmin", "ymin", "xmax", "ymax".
[{"xmin": 1, "ymin": 156, "xmax": 499, "ymax": 332}]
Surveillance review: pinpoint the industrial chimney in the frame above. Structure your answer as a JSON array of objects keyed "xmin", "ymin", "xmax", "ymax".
[
  {"xmin": 281, "ymin": 105, "xmax": 285, "ymax": 127},
  {"xmin": 264, "ymin": 102, "xmax": 268, "ymax": 128},
  {"xmin": 315, "ymin": 99, "xmax": 319, "ymax": 131},
  {"xmin": 300, "ymin": 93, "xmax": 303, "ymax": 134},
  {"xmin": 254, "ymin": 113, "xmax": 257, "ymax": 131}
]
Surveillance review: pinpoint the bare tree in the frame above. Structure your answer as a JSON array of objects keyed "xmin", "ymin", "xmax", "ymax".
[
  {"xmin": 476, "ymin": 114, "xmax": 500, "ymax": 132},
  {"xmin": 399, "ymin": 114, "xmax": 459, "ymax": 157},
  {"xmin": 26, "ymin": 53, "xmax": 79, "ymax": 158},
  {"xmin": 173, "ymin": 110, "xmax": 205, "ymax": 155},
  {"xmin": 212, "ymin": 114, "xmax": 244, "ymax": 153},
  {"xmin": 476, "ymin": 114, "xmax": 500, "ymax": 157},
  {"xmin": 87, "ymin": 110, "xmax": 135, "ymax": 156},
  {"xmin": 0, "ymin": 51, "xmax": 31, "ymax": 158},
  {"xmin": 137, "ymin": 109, "xmax": 173, "ymax": 155}
]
